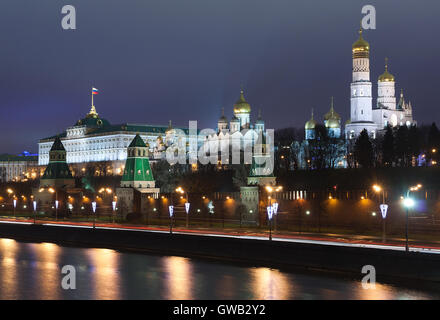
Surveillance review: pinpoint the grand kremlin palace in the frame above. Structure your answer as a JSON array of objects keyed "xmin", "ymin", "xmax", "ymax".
[{"xmin": 38, "ymin": 105, "xmax": 192, "ymax": 176}]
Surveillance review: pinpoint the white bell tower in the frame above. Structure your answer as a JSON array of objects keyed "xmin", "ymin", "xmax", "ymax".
[{"xmin": 345, "ymin": 27, "xmax": 378, "ymax": 139}]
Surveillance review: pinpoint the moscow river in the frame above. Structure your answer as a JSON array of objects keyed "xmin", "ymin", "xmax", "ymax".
[{"xmin": 0, "ymin": 238, "xmax": 439, "ymax": 300}]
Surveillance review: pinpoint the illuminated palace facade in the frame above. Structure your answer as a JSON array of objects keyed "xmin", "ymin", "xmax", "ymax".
[{"xmin": 38, "ymin": 104, "xmax": 190, "ymax": 175}]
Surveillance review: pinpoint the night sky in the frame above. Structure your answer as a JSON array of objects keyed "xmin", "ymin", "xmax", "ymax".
[{"xmin": 0, "ymin": 0, "xmax": 439, "ymax": 153}]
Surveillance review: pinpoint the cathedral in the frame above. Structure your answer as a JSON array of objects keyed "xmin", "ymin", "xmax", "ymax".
[
  {"xmin": 345, "ymin": 27, "xmax": 416, "ymax": 139},
  {"xmin": 201, "ymin": 89, "xmax": 266, "ymax": 166}
]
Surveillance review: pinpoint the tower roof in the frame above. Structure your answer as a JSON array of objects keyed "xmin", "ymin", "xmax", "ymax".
[
  {"xmin": 50, "ymin": 136, "xmax": 66, "ymax": 151},
  {"xmin": 378, "ymin": 58, "xmax": 395, "ymax": 82},
  {"xmin": 219, "ymin": 108, "xmax": 227, "ymax": 123},
  {"xmin": 352, "ymin": 27, "xmax": 370, "ymax": 58},
  {"xmin": 128, "ymin": 134, "xmax": 147, "ymax": 148},
  {"xmin": 233, "ymin": 89, "xmax": 251, "ymax": 114},
  {"xmin": 324, "ymin": 97, "xmax": 341, "ymax": 121},
  {"xmin": 305, "ymin": 109, "xmax": 317, "ymax": 130}
]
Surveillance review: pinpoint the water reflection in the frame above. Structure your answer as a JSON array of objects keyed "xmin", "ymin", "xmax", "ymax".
[
  {"xmin": 161, "ymin": 256, "xmax": 194, "ymax": 299},
  {"xmin": 86, "ymin": 248, "xmax": 121, "ymax": 299},
  {"xmin": 250, "ymin": 267, "xmax": 293, "ymax": 300},
  {"xmin": 0, "ymin": 238, "xmax": 19, "ymax": 299},
  {"xmin": 0, "ymin": 239, "xmax": 438, "ymax": 300},
  {"xmin": 32, "ymin": 242, "xmax": 61, "ymax": 299}
]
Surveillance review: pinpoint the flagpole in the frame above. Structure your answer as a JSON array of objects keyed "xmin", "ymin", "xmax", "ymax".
[{"xmin": 91, "ymin": 88, "xmax": 94, "ymax": 107}]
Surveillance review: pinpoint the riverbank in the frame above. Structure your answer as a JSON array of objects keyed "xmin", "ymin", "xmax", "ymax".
[{"xmin": 0, "ymin": 222, "xmax": 439, "ymax": 283}]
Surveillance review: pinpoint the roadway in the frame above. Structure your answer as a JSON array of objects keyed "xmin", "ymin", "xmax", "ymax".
[{"xmin": 1, "ymin": 217, "xmax": 440, "ymax": 254}]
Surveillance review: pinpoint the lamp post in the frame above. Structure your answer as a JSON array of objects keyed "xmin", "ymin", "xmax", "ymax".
[
  {"xmin": 169, "ymin": 204, "xmax": 174, "ymax": 235},
  {"xmin": 267, "ymin": 205, "xmax": 274, "ymax": 241},
  {"xmin": 403, "ymin": 184, "xmax": 422, "ymax": 252},
  {"xmin": 13, "ymin": 198, "xmax": 17, "ymax": 219},
  {"xmin": 92, "ymin": 201, "xmax": 97, "ymax": 229},
  {"xmin": 112, "ymin": 197, "xmax": 117, "ymax": 224},
  {"xmin": 33, "ymin": 200, "xmax": 37, "ymax": 224},
  {"xmin": 176, "ymin": 187, "xmax": 190, "ymax": 228},
  {"xmin": 47, "ymin": 188, "xmax": 58, "ymax": 221},
  {"xmin": 372, "ymin": 184, "xmax": 387, "ymax": 243},
  {"xmin": 265, "ymin": 186, "xmax": 282, "ymax": 232}
]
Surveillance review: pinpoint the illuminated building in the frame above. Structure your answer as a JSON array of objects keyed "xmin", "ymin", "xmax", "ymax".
[
  {"xmin": 202, "ymin": 89, "xmax": 266, "ymax": 166},
  {"xmin": 38, "ymin": 103, "xmax": 190, "ymax": 173},
  {"xmin": 345, "ymin": 27, "xmax": 416, "ymax": 139},
  {"xmin": 0, "ymin": 152, "xmax": 39, "ymax": 182}
]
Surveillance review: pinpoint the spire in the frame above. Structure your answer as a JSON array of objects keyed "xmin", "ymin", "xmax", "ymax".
[
  {"xmin": 87, "ymin": 105, "xmax": 99, "ymax": 118},
  {"xmin": 258, "ymin": 108, "xmax": 262, "ymax": 120},
  {"xmin": 385, "ymin": 57, "xmax": 388, "ymax": 72}
]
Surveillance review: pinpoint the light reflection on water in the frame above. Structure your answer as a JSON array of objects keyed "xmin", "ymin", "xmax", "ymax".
[{"xmin": 0, "ymin": 238, "xmax": 438, "ymax": 300}]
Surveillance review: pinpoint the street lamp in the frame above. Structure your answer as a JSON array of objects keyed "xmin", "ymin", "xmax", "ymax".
[
  {"xmin": 47, "ymin": 187, "xmax": 59, "ymax": 221},
  {"xmin": 265, "ymin": 185, "xmax": 282, "ymax": 232},
  {"xmin": 169, "ymin": 204, "xmax": 174, "ymax": 234},
  {"xmin": 176, "ymin": 186, "xmax": 190, "ymax": 228},
  {"xmin": 403, "ymin": 184, "xmax": 422, "ymax": 252},
  {"xmin": 92, "ymin": 201, "xmax": 97, "ymax": 229},
  {"xmin": 33, "ymin": 200, "xmax": 37, "ymax": 224},
  {"xmin": 267, "ymin": 205, "xmax": 274, "ymax": 241},
  {"xmin": 13, "ymin": 198, "xmax": 17, "ymax": 219},
  {"xmin": 112, "ymin": 197, "xmax": 117, "ymax": 224},
  {"xmin": 372, "ymin": 184, "xmax": 387, "ymax": 243}
]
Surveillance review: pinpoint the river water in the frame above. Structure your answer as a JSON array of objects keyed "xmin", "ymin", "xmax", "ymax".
[{"xmin": 0, "ymin": 238, "xmax": 439, "ymax": 300}]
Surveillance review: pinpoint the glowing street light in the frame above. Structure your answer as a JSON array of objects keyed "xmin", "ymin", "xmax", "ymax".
[
  {"xmin": 265, "ymin": 185, "xmax": 282, "ymax": 232},
  {"xmin": 92, "ymin": 201, "xmax": 97, "ymax": 229},
  {"xmin": 403, "ymin": 184, "xmax": 422, "ymax": 252},
  {"xmin": 112, "ymin": 198, "xmax": 117, "ymax": 224},
  {"xmin": 372, "ymin": 184, "xmax": 387, "ymax": 243},
  {"xmin": 13, "ymin": 198, "xmax": 17, "ymax": 219},
  {"xmin": 33, "ymin": 200, "xmax": 37, "ymax": 224},
  {"xmin": 176, "ymin": 186, "xmax": 190, "ymax": 228},
  {"xmin": 169, "ymin": 205, "xmax": 174, "ymax": 234},
  {"xmin": 267, "ymin": 205, "xmax": 274, "ymax": 241}
]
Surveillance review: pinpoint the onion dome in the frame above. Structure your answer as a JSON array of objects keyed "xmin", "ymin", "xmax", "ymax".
[
  {"xmin": 76, "ymin": 104, "xmax": 110, "ymax": 127},
  {"xmin": 324, "ymin": 97, "xmax": 341, "ymax": 121},
  {"xmin": 219, "ymin": 108, "xmax": 227, "ymax": 123},
  {"xmin": 305, "ymin": 110, "xmax": 317, "ymax": 130},
  {"xmin": 378, "ymin": 58, "xmax": 395, "ymax": 82},
  {"xmin": 233, "ymin": 89, "xmax": 251, "ymax": 114},
  {"xmin": 352, "ymin": 27, "xmax": 370, "ymax": 59},
  {"xmin": 255, "ymin": 109, "xmax": 264, "ymax": 124}
]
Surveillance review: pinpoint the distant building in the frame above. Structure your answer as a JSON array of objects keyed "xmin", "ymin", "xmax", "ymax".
[
  {"xmin": 0, "ymin": 152, "xmax": 39, "ymax": 182},
  {"xmin": 345, "ymin": 27, "xmax": 416, "ymax": 139}
]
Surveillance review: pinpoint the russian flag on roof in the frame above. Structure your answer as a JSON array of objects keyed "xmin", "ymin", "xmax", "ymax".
[{"xmin": 92, "ymin": 87, "xmax": 99, "ymax": 95}]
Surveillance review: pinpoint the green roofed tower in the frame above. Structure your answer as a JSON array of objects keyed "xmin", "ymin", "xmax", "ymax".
[
  {"xmin": 40, "ymin": 136, "xmax": 75, "ymax": 188},
  {"xmin": 120, "ymin": 134, "xmax": 155, "ymax": 188}
]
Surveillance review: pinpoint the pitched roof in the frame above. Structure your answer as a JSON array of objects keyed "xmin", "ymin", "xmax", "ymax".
[
  {"xmin": 128, "ymin": 134, "xmax": 146, "ymax": 148},
  {"xmin": 50, "ymin": 136, "xmax": 66, "ymax": 151}
]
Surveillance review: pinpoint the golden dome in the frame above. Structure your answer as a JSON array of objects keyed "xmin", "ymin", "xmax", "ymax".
[
  {"xmin": 305, "ymin": 110, "xmax": 317, "ymax": 130},
  {"xmin": 326, "ymin": 118, "xmax": 340, "ymax": 129},
  {"xmin": 378, "ymin": 58, "xmax": 395, "ymax": 82},
  {"xmin": 324, "ymin": 97, "xmax": 341, "ymax": 121},
  {"xmin": 233, "ymin": 90, "xmax": 251, "ymax": 114},
  {"xmin": 352, "ymin": 28, "xmax": 370, "ymax": 58}
]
